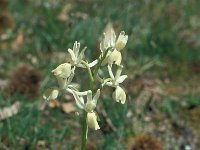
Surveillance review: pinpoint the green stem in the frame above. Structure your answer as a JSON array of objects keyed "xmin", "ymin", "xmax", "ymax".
[
  {"xmin": 93, "ymin": 48, "xmax": 110, "ymax": 78},
  {"xmin": 80, "ymin": 47, "xmax": 111, "ymax": 150},
  {"xmin": 81, "ymin": 60, "xmax": 94, "ymax": 89},
  {"xmin": 81, "ymin": 111, "xmax": 88, "ymax": 150}
]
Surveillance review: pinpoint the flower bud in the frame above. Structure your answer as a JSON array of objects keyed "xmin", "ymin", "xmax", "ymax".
[
  {"xmin": 87, "ymin": 112, "xmax": 100, "ymax": 130},
  {"xmin": 43, "ymin": 88, "xmax": 59, "ymax": 101},
  {"xmin": 112, "ymin": 86, "xmax": 126, "ymax": 104},
  {"xmin": 115, "ymin": 31, "xmax": 128, "ymax": 51}
]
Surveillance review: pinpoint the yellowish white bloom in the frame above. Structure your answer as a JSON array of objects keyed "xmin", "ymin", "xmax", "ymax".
[
  {"xmin": 68, "ymin": 41, "xmax": 98, "ymax": 68},
  {"xmin": 52, "ymin": 63, "xmax": 72, "ymax": 78},
  {"xmin": 105, "ymin": 65, "xmax": 128, "ymax": 87},
  {"xmin": 68, "ymin": 41, "xmax": 85, "ymax": 67},
  {"xmin": 100, "ymin": 30, "xmax": 128, "ymax": 52},
  {"xmin": 43, "ymin": 87, "xmax": 59, "ymax": 101},
  {"xmin": 112, "ymin": 86, "xmax": 126, "ymax": 104},
  {"xmin": 100, "ymin": 31, "xmax": 128, "ymax": 66},
  {"xmin": 44, "ymin": 25, "xmax": 128, "ymax": 134},
  {"xmin": 52, "ymin": 63, "xmax": 75, "ymax": 89},
  {"xmin": 67, "ymin": 89, "xmax": 100, "ymax": 112},
  {"xmin": 87, "ymin": 112, "xmax": 100, "ymax": 130},
  {"xmin": 100, "ymin": 29, "xmax": 116, "ymax": 52},
  {"xmin": 115, "ymin": 31, "xmax": 128, "ymax": 51}
]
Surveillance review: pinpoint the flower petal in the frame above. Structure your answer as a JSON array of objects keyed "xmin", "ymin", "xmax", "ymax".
[
  {"xmin": 68, "ymin": 48, "xmax": 76, "ymax": 62},
  {"xmin": 107, "ymin": 65, "xmax": 115, "ymax": 80},
  {"xmin": 93, "ymin": 89, "xmax": 100, "ymax": 103},
  {"xmin": 87, "ymin": 112, "xmax": 100, "ymax": 130},
  {"xmin": 112, "ymin": 86, "xmax": 126, "ymax": 104},
  {"xmin": 73, "ymin": 41, "xmax": 80, "ymax": 57},
  {"xmin": 87, "ymin": 90, "xmax": 93, "ymax": 102},
  {"xmin": 71, "ymin": 90, "xmax": 84, "ymax": 109},
  {"xmin": 115, "ymin": 65, "xmax": 123, "ymax": 79},
  {"xmin": 78, "ymin": 47, "xmax": 86, "ymax": 62},
  {"xmin": 117, "ymin": 75, "xmax": 128, "ymax": 84},
  {"xmin": 43, "ymin": 87, "xmax": 59, "ymax": 101},
  {"xmin": 88, "ymin": 59, "xmax": 98, "ymax": 68}
]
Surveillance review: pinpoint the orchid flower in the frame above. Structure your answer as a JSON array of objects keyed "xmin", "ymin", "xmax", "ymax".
[
  {"xmin": 51, "ymin": 63, "xmax": 75, "ymax": 89},
  {"xmin": 68, "ymin": 41, "xmax": 98, "ymax": 68},
  {"xmin": 100, "ymin": 30, "xmax": 128, "ymax": 66},
  {"xmin": 67, "ymin": 89, "xmax": 101, "ymax": 130},
  {"xmin": 105, "ymin": 65, "xmax": 127, "ymax": 87},
  {"xmin": 67, "ymin": 89, "xmax": 100, "ymax": 113},
  {"xmin": 100, "ymin": 30, "xmax": 128, "ymax": 52}
]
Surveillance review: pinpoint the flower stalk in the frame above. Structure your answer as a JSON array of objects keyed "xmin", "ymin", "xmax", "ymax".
[
  {"xmin": 43, "ymin": 25, "xmax": 128, "ymax": 150},
  {"xmin": 81, "ymin": 110, "xmax": 88, "ymax": 150}
]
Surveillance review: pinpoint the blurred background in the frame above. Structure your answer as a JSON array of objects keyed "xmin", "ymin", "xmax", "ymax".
[{"xmin": 0, "ymin": 0, "xmax": 200, "ymax": 149}]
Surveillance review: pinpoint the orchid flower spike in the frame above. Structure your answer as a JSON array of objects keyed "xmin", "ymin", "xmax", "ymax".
[{"xmin": 105, "ymin": 65, "xmax": 128, "ymax": 87}]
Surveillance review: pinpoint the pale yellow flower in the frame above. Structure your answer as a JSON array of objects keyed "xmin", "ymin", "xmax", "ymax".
[
  {"xmin": 68, "ymin": 89, "xmax": 100, "ymax": 112},
  {"xmin": 51, "ymin": 63, "xmax": 74, "ymax": 89},
  {"xmin": 106, "ymin": 65, "xmax": 128, "ymax": 87},
  {"xmin": 52, "ymin": 63, "xmax": 72, "ymax": 78},
  {"xmin": 115, "ymin": 31, "xmax": 128, "ymax": 51},
  {"xmin": 100, "ymin": 30, "xmax": 128, "ymax": 52},
  {"xmin": 68, "ymin": 41, "xmax": 85, "ymax": 67}
]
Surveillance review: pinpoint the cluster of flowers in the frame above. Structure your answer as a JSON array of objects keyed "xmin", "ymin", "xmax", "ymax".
[{"xmin": 43, "ymin": 28, "xmax": 128, "ymax": 130}]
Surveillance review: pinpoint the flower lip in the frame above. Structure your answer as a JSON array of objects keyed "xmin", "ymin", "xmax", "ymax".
[
  {"xmin": 87, "ymin": 112, "xmax": 100, "ymax": 130},
  {"xmin": 112, "ymin": 86, "xmax": 126, "ymax": 104}
]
